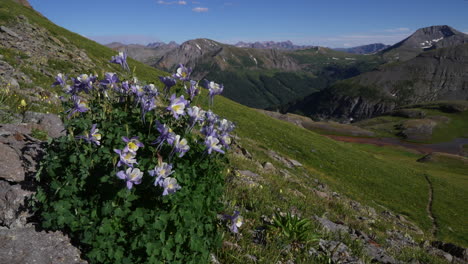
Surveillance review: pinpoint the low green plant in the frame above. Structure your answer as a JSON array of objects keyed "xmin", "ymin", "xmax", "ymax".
[
  {"xmin": 34, "ymin": 57, "xmax": 235, "ymax": 263},
  {"xmin": 31, "ymin": 128, "xmax": 48, "ymax": 141},
  {"xmin": 271, "ymin": 211, "xmax": 317, "ymax": 243}
]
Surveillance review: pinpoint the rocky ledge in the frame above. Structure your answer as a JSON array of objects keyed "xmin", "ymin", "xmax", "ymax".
[{"xmin": 0, "ymin": 112, "xmax": 87, "ymax": 264}]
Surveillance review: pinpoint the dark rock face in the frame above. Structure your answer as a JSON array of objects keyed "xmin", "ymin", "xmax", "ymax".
[
  {"xmin": 432, "ymin": 241, "xmax": 468, "ymax": 261},
  {"xmin": 283, "ymin": 84, "xmax": 397, "ymax": 121},
  {"xmin": 0, "ymin": 228, "xmax": 87, "ymax": 264}
]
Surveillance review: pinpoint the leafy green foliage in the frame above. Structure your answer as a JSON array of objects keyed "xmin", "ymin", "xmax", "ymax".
[
  {"xmin": 34, "ymin": 66, "xmax": 232, "ymax": 263},
  {"xmin": 271, "ymin": 212, "xmax": 316, "ymax": 243}
]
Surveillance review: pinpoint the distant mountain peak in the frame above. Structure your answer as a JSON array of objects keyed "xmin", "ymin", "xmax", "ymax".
[
  {"xmin": 381, "ymin": 25, "xmax": 468, "ymax": 61},
  {"xmin": 146, "ymin": 41, "xmax": 179, "ymax": 48},
  {"xmin": 234, "ymin": 40, "xmax": 312, "ymax": 50}
]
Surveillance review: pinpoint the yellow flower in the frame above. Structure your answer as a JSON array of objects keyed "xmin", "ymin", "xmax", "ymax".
[{"xmin": 20, "ymin": 99, "xmax": 27, "ymax": 107}]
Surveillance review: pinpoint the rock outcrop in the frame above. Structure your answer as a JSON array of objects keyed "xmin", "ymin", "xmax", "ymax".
[{"xmin": 0, "ymin": 117, "xmax": 87, "ymax": 264}]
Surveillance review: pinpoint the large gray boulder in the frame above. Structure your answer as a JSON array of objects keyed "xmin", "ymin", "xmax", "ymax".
[
  {"xmin": 0, "ymin": 228, "xmax": 87, "ymax": 264},
  {"xmin": 23, "ymin": 111, "xmax": 65, "ymax": 139}
]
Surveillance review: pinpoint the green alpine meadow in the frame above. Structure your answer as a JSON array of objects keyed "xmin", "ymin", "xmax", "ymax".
[{"xmin": 0, "ymin": 0, "xmax": 466, "ymax": 263}]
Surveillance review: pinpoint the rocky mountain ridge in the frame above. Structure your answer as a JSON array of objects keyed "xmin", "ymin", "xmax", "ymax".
[
  {"xmin": 234, "ymin": 40, "xmax": 314, "ymax": 50},
  {"xmin": 334, "ymin": 43, "xmax": 390, "ymax": 54},
  {"xmin": 380, "ymin": 25, "xmax": 468, "ymax": 61},
  {"xmin": 151, "ymin": 38, "xmax": 382, "ymax": 108},
  {"xmin": 279, "ymin": 26, "xmax": 468, "ymax": 120}
]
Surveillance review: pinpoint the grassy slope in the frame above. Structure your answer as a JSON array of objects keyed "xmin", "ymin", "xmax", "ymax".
[
  {"xmin": 209, "ymin": 96, "xmax": 467, "ymax": 246},
  {"xmin": 3, "ymin": 0, "xmax": 466, "ymax": 249}
]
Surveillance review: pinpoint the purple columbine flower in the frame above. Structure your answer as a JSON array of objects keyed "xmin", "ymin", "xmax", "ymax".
[
  {"xmin": 224, "ymin": 211, "xmax": 243, "ymax": 233},
  {"xmin": 205, "ymin": 110, "xmax": 218, "ymax": 125},
  {"xmin": 148, "ymin": 161, "xmax": 174, "ymax": 187},
  {"xmin": 187, "ymin": 106, "xmax": 205, "ymax": 126},
  {"xmin": 100, "ymin": 72, "xmax": 120, "ymax": 90},
  {"xmin": 185, "ymin": 80, "xmax": 200, "ymax": 101},
  {"xmin": 219, "ymin": 133, "xmax": 232, "ymax": 148},
  {"xmin": 152, "ymin": 122, "xmax": 176, "ymax": 147},
  {"xmin": 162, "ymin": 177, "xmax": 181, "ymax": 196},
  {"xmin": 120, "ymin": 81, "xmax": 131, "ymax": 94},
  {"xmin": 173, "ymin": 64, "xmax": 192, "ymax": 81},
  {"xmin": 207, "ymin": 81, "xmax": 224, "ymax": 104},
  {"xmin": 132, "ymin": 84, "xmax": 145, "ymax": 99},
  {"xmin": 72, "ymin": 74, "xmax": 96, "ymax": 94},
  {"xmin": 144, "ymin": 84, "xmax": 159, "ymax": 97},
  {"xmin": 217, "ymin": 118, "xmax": 235, "ymax": 134},
  {"xmin": 205, "ymin": 134, "xmax": 225, "ymax": 154},
  {"xmin": 67, "ymin": 95, "xmax": 89, "ymax": 118},
  {"xmin": 159, "ymin": 76, "xmax": 176, "ymax": 92},
  {"xmin": 110, "ymin": 51, "xmax": 129, "ymax": 71},
  {"xmin": 167, "ymin": 94, "xmax": 188, "ymax": 119},
  {"xmin": 114, "ymin": 149, "xmax": 138, "ymax": 167},
  {"xmin": 52, "ymin": 73, "xmax": 66, "ymax": 87},
  {"xmin": 173, "ymin": 135, "xmax": 190, "ymax": 158},
  {"xmin": 122, "ymin": 136, "xmax": 144, "ymax": 154},
  {"xmin": 116, "ymin": 167, "xmax": 143, "ymax": 190},
  {"xmin": 141, "ymin": 96, "xmax": 156, "ymax": 123},
  {"xmin": 200, "ymin": 124, "xmax": 216, "ymax": 136},
  {"xmin": 76, "ymin": 124, "xmax": 102, "ymax": 146}
]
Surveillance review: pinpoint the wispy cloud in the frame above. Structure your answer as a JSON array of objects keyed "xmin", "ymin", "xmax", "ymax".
[
  {"xmin": 383, "ymin": 27, "xmax": 411, "ymax": 33},
  {"xmin": 157, "ymin": 0, "xmax": 187, "ymax": 5},
  {"xmin": 192, "ymin": 7, "xmax": 208, "ymax": 12}
]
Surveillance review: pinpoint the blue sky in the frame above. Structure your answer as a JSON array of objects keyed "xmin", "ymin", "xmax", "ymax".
[{"xmin": 29, "ymin": 0, "xmax": 468, "ymax": 47}]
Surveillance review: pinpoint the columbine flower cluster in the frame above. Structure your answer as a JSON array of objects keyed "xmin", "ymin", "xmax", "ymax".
[
  {"xmin": 54, "ymin": 54, "xmax": 235, "ymax": 197},
  {"xmin": 114, "ymin": 137, "xmax": 144, "ymax": 189}
]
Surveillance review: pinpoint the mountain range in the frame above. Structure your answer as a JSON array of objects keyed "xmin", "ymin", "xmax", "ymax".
[
  {"xmin": 108, "ymin": 26, "xmax": 468, "ymax": 120},
  {"xmin": 234, "ymin": 40, "xmax": 313, "ymax": 50},
  {"xmin": 279, "ymin": 25, "xmax": 468, "ymax": 120}
]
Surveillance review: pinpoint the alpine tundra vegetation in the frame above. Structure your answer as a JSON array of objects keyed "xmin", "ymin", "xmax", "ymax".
[{"xmin": 0, "ymin": 0, "xmax": 467, "ymax": 264}]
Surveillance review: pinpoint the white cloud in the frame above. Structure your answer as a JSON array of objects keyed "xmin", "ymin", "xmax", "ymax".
[
  {"xmin": 383, "ymin": 27, "xmax": 411, "ymax": 33},
  {"xmin": 157, "ymin": 0, "xmax": 187, "ymax": 5},
  {"xmin": 192, "ymin": 7, "xmax": 208, "ymax": 12}
]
